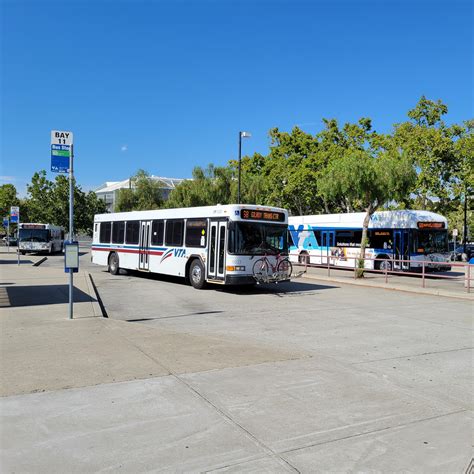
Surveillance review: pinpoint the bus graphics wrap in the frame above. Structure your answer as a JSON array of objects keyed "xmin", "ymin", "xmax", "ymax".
[
  {"xmin": 288, "ymin": 210, "xmax": 450, "ymax": 272},
  {"xmin": 18, "ymin": 223, "xmax": 65, "ymax": 255},
  {"xmin": 91, "ymin": 204, "xmax": 290, "ymax": 288}
]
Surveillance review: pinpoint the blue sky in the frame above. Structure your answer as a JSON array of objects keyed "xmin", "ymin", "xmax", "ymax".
[{"xmin": 1, "ymin": 0, "xmax": 472, "ymax": 196}]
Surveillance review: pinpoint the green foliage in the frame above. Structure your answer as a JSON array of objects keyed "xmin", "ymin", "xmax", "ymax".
[
  {"xmin": 25, "ymin": 170, "xmax": 107, "ymax": 236},
  {"xmin": 166, "ymin": 165, "xmax": 235, "ymax": 208},
  {"xmin": 0, "ymin": 184, "xmax": 20, "ymax": 220},
  {"xmin": 318, "ymin": 126, "xmax": 416, "ymax": 277},
  {"xmin": 115, "ymin": 169, "xmax": 164, "ymax": 211}
]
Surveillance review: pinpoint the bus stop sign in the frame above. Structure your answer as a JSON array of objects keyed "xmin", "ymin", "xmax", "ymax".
[
  {"xmin": 64, "ymin": 241, "xmax": 79, "ymax": 273},
  {"xmin": 51, "ymin": 130, "xmax": 73, "ymax": 173}
]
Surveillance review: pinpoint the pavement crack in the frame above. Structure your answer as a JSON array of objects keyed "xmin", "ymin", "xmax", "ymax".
[
  {"xmin": 279, "ymin": 408, "xmax": 468, "ymax": 456},
  {"xmin": 353, "ymin": 346, "xmax": 473, "ymax": 365}
]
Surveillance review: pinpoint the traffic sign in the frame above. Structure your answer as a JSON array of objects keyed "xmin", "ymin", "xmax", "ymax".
[
  {"xmin": 51, "ymin": 130, "xmax": 73, "ymax": 146},
  {"xmin": 51, "ymin": 144, "xmax": 71, "ymax": 173},
  {"xmin": 51, "ymin": 130, "xmax": 73, "ymax": 173},
  {"xmin": 10, "ymin": 206, "xmax": 19, "ymax": 223},
  {"xmin": 453, "ymin": 228, "xmax": 458, "ymax": 237},
  {"xmin": 3, "ymin": 217, "xmax": 8, "ymax": 227}
]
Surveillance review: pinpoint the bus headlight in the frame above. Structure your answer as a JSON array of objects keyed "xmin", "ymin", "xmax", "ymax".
[{"xmin": 226, "ymin": 265, "xmax": 245, "ymax": 271}]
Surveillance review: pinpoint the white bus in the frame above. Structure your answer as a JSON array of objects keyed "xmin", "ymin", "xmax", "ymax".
[
  {"xmin": 288, "ymin": 210, "xmax": 451, "ymax": 272},
  {"xmin": 91, "ymin": 204, "xmax": 291, "ymax": 288},
  {"xmin": 18, "ymin": 223, "xmax": 65, "ymax": 255}
]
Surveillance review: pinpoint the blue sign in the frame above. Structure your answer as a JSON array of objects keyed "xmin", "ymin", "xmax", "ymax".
[
  {"xmin": 10, "ymin": 206, "xmax": 19, "ymax": 223},
  {"xmin": 51, "ymin": 144, "xmax": 71, "ymax": 173},
  {"xmin": 3, "ymin": 218, "xmax": 8, "ymax": 227}
]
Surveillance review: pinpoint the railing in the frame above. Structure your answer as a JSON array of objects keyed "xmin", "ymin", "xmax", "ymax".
[{"xmin": 297, "ymin": 255, "xmax": 473, "ymax": 293}]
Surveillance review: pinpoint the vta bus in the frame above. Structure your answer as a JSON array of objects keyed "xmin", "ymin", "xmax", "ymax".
[
  {"xmin": 288, "ymin": 210, "xmax": 450, "ymax": 272},
  {"xmin": 91, "ymin": 204, "xmax": 290, "ymax": 288},
  {"xmin": 18, "ymin": 223, "xmax": 65, "ymax": 255}
]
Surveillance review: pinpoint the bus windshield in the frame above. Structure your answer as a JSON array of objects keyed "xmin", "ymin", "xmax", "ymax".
[
  {"xmin": 229, "ymin": 222, "xmax": 288, "ymax": 255},
  {"xmin": 416, "ymin": 230, "xmax": 448, "ymax": 254},
  {"xmin": 19, "ymin": 229, "xmax": 49, "ymax": 243}
]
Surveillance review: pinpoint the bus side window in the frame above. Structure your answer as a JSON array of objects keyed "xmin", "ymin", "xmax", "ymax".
[
  {"xmin": 125, "ymin": 221, "xmax": 139, "ymax": 245},
  {"xmin": 185, "ymin": 219, "xmax": 207, "ymax": 248},
  {"xmin": 165, "ymin": 219, "xmax": 184, "ymax": 247},
  {"xmin": 100, "ymin": 222, "xmax": 112, "ymax": 243},
  {"xmin": 151, "ymin": 220, "xmax": 164, "ymax": 246},
  {"xmin": 313, "ymin": 230, "xmax": 321, "ymax": 247}
]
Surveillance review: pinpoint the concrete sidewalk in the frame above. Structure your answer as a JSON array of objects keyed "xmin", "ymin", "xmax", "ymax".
[
  {"xmin": 297, "ymin": 263, "xmax": 473, "ymax": 300},
  {"xmin": 0, "ymin": 251, "xmax": 472, "ymax": 473}
]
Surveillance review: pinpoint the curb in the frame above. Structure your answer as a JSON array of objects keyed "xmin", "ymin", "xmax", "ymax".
[
  {"xmin": 84, "ymin": 272, "xmax": 105, "ymax": 317},
  {"xmin": 299, "ymin": 272, "xmax": 473, "ymax": 301}
]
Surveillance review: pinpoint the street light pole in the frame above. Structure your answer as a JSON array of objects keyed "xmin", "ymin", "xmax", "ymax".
[{"xmin": 237, "ymin": 131, "xmax": 251, "ymax": 204}]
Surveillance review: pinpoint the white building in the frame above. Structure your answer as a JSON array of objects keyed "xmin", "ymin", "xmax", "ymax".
[{"xmin": 95, "ymin": 176, "xmax": 185, "ymax": 212}]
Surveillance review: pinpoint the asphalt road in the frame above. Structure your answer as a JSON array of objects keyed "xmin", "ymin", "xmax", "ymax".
[{"xmin": 5, "ymin": 248, "xmax": 472, "ymax": 472}]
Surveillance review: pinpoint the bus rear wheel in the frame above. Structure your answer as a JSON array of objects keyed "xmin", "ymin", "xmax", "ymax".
[
  {"xmin": 108, "ymin": 252, "xmax": 120, "ymax": 275},
  {"xmin": 376, "ymin": 258, "xmax": 392, "ymax": 272},
  {"xmin": 189, "ymin": 259, "xmax": 206, "ymax": 289}
]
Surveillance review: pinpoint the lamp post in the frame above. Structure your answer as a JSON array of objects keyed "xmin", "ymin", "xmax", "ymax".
[{"xmin": 237, "ymin": 131, "xmax": 251, "ymax": 204}]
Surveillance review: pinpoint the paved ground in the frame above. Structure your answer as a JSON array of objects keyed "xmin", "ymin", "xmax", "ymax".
[{"xmin": 0, "ymin": 248, "xmax": 472, "ymax": 473}]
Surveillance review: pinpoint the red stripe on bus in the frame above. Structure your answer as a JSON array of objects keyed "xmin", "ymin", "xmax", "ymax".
[{"xmin": 91, "ymin": 247, "xmax": 164, "ymax": 256}]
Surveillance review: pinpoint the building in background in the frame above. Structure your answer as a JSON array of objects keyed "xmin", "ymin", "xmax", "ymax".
[{"xmin": 94, "ymin": 176, "xmax": 185, "ymax": 212}]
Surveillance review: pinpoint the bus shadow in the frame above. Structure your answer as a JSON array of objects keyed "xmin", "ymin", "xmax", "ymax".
[
  {"xmin": 3, "ymin": 285, "xmax": 96, "ymax": 307},
  {"xmin": 113, "ymin": 270, "xmax": 338, "ymax": 295},
  {"xmin": 217, "ymin": 280, "xmax": 339, "ymax": 295},
  {"xmin": 0, "ymin": 259, "xmax": 34, "ymax": 265}
]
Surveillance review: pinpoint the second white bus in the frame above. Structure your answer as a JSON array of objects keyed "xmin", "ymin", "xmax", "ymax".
[
  {"xmin": 288, "ymin": 210, "xmax": 451, "ymax": 271},
  {"xmin": 19, "ymin": 223, "xmax": 65, "ymax": 255},
  {"xmin": 91, "ymin": 204, "xmax": 290, "ymax": 288}
]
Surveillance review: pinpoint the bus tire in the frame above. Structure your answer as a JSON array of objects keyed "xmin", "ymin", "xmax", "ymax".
[
  {"xmin": 189, "ymin": 259, "xmax": 206, "ymax": 289},
  {"xmin": 108, "ymin": 252, "xmax": 120, "ymax": 275},
  {"xmin": 298, "ymin": 252, "xmax": 309, "ymax": 265},
  {"xmin": 376, "ymin": 257, "xmax": 392, "ymax": 272}
]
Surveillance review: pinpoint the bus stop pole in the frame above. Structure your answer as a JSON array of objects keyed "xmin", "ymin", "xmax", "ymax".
[{"xmin": 69, "ymin": 145, "xmax": 74, "ymax": 320}]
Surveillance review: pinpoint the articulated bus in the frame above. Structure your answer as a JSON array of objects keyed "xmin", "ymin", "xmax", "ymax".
[
  {"xmin": 288, "ymin": 210, "xmax": 450, "ymax": 272},
  {"xmin": 91, "ymin": 204, "xmax": 290, "ymax": 288},
  {"xmin": 19, "ymin": 223, "xmax": 65, "ymax": 255}
]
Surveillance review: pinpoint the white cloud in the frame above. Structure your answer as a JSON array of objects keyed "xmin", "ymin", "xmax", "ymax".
[
  {"xmin": 0, "ymin": 176, "xmax": 16, "ymax": 182},
  {"xmin": 121, "ymin": 145, "xmax": 128, "ymax": 152}
]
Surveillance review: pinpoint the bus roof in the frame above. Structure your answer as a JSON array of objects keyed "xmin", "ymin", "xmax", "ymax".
[
  {"xmin": 288, "ymin": 210, "xmax": 448, "ymax": 229},
  {"xmin": 94, "ymin": 204, "xmax": 288, "ymax": 223}
]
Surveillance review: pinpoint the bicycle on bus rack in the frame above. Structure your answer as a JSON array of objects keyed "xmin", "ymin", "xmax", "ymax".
[{"xmin": 252, "ymin": 253, "xmax": 293, "ymax": 284}]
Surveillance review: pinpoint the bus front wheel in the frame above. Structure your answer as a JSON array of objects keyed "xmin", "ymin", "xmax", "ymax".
[
  {"xmin": 108, "ymin": 252, "xmax": 120, "ymax": 275},
  {"xmin": 189, "ymin": 259, "xmax": 206, "ymax": 289}
]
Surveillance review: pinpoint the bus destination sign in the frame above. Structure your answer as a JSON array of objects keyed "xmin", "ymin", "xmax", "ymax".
[
  {"xmin": 240, "ymin": 209, "xmax": 286, "ymax": 222},
  {"xmin": 417, "ymin": 222, "xmax": 445, "ymax": 229}
]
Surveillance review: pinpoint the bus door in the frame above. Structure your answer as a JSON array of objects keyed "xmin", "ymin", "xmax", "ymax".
[
  {"xmin": 139, "ymin": 221, "xmax": 151, "ymax": 270},
  {"xmin": 208, "ymin": 220, "xmax": 226, "ymax": 281},
  {"xmin": 393, "ymin": 230, "xmax": 410, "ymax": 270},
  {"xmin": 321, "ymin": 231, "xmax": 335, "ymax": 264}
]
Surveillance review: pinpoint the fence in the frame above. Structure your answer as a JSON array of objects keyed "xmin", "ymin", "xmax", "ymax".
[{"xmin": 297, "ymin": 255, "xmax": 473, "ymax": 293}]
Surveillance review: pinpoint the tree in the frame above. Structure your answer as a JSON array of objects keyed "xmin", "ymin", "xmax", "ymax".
[
  {"xmin": 25, "ymin": 170, "xmax": 107, "ymax": 236},
  {"xmin": 25, "ymin": 171, "xmax": 54, "ymax": 223},
  {"xmin": 318, "ymin": 125, "xmax": 416, "ymax": 277},
  {"xmin": 166, "ymin": 165, "xmax": 235, "ymax": 208},
  {"xmin": 115, "ymin": 170, "xmax": 164, "ymax": 211},
  {"xmin": 0, "ymin": 184, "xmax": 19, "ymax": 219}
]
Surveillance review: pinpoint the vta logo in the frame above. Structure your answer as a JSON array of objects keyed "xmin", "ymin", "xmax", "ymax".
[{"xmin": 174, "ymin": 248, "xmax": 186, "ymax": 257}]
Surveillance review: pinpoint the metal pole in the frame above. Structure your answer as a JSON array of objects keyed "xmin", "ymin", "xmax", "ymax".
[
  {"xmin": 7, "ymin": 220, "xmax": 9, "ymax": 253},
  {"xmin": 237, "ymin": 132, "xmax": 242, "ymax": 204},
  {"xmin": 69, "ymin": 145, "xmax": 74, "ymax": 320},
  {"xmin": 422, "ymin": 260, "xmax": 425, "ymax": 288},
  {"xmin": 17, "ymin": 217, "xmax": 20, "ymax": 266},
  {"xmin": 463, "ymin": 185, "xmax": 468, "ymax": 254},
  {"xmin": 467, "ymin": 263, "xmax": 471, "ymax": 294}
]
